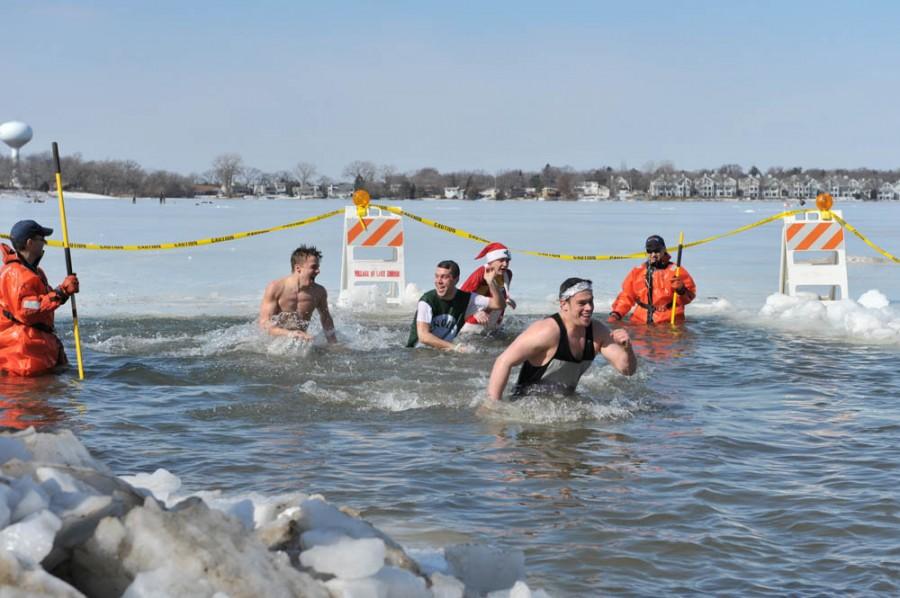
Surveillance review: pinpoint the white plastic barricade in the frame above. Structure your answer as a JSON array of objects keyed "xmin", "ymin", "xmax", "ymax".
[
  {"xmin": 779, "ymin": 210, "xmax": 849, "ymax": 300},
  {"xmin": 339, "ymin": 206, "xmax": 406, "ymax": 304}
]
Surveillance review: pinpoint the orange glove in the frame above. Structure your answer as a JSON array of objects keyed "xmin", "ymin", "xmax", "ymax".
[
  {"xmin": 58, "ymin": 274, "xmax": 79, "ymax": 296},
  {"xmin": 671, "ymin": 276, "xmax": 685, "ymax": 294},
  {"xmin": 607, "ymin": 312, "xmax": 622, "ymax": 323}
]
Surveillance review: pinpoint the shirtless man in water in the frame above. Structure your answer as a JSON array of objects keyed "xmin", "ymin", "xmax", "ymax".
[{"xmin": 259, "ymin": 245, "xmax": 337, "ymax": 342}]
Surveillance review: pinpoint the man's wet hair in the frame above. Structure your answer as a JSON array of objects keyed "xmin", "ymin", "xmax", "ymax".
[
  {"xmin": 436, "ymin": 260, "xmax": 460, "ymax": 279},
  {"xmin": 559, "ymin": 277, "xmax": 593, "ymax": 297},
  {"xmin": 291, "ymin": 245, "xmax": 322, "ymax": 269}
]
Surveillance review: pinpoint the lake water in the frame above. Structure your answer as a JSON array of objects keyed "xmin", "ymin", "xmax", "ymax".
[{"xmin": 2, "ymin": 195, "xmax": 899, "ymax": 595}]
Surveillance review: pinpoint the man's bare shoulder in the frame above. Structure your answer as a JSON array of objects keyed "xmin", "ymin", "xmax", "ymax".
[
  {"xmin": 521, "ymin": 316, "xmax": 559, "ymax": 345},
  {"xmin": 264, "ymin": 276, "xmax": 289, "ymax": 296},
  {"xmin": 300, "ymin": 281, "xmax": 328, "ymax": 298}
]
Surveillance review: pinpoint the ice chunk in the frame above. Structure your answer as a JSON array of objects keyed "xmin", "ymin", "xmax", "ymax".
[
  {"xmin": 445, "ymin": 544, "xmax": 526, "ymax": 595},
  {"xmin": 0, "ymin": 509, "xmax": 62, "ymax": 565},
  {"xmin": 0, "ymin": 436, "xmax": 30, "ymax": 465},
  {"xmin": 123, "ymin": 565, "xmax": 217, "ymax": 598},
  {"xmin": 487, "ymin": 580, "xmax": 553, "ymax": 598},
  {"xmin": 300, "ymin": 536, "xmax": 385, "ymax": 579},
  {"xmin": 10, "ymin": 477, "xmax": 50, "ymax": 522},
  {"xmin": 301, "ymin": 528, "xmax": 348, "ymax": 550},
  {"xmin": 119, "ymin": 468, "xmax": 182, "ymax": 504},
  {"xmin": 0, "ymin": 548, "xmax": 84, "ymax": 597},
  {"xmin": 859, "ymin": 289, "xmax": 890, "ymax": 310},
  {"xmin": 17, "ymin": 428, "xmax": 110, "ymax": 472},
  {"xmin": 300, "ymin": 497, "xmax": 378, "ymax": 539},
  {"xmin": 373, "ymin": 566, "xmax": 429, "ymax": 597},
  {"xmin": 0, "ymin": 486, "xmax": 11, "ymax": 528},
  {"xmin": 324, "ymin": 566, "xmax": 429, "ymax": 598},
  {"xmin": 430, "ymin": 572, "xmax": 465, "ymax": 598}
]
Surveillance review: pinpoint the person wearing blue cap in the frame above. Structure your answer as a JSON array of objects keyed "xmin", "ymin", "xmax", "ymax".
[
  {"xmin": 0, "ymin": 220, "xmax": 80, "ymax": 376},
  {"xmin": 608, "ymin": 234, "xmax": 697, "ymax": 325}
]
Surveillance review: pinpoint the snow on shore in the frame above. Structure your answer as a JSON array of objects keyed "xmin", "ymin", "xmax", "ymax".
[{"xmin": 0, "ymin": 427, "xmax": 550, "ymax": 597}]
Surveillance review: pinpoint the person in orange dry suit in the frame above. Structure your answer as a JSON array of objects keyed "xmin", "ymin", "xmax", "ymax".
[
  {"xmin": 0, "ymin": 220, "xmax": 80, "ymax": 376},
  {"xmin": 608, "ymin": 234, "xmax": 696, "ymax": 325}
]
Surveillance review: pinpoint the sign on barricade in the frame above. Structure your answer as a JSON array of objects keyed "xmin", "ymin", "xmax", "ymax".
[{"xmin": 339, "ymin": 206, "xmax": 405, "ymax": 304}]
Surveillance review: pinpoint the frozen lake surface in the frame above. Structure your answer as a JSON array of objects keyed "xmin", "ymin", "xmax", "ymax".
[{"xmin": 2, "ymin": 194, "xmax": 899, "ymax": 595}]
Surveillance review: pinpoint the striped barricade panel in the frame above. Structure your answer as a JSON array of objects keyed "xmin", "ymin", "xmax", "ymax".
[
  {"xmin": 346, "ymin": 218, "xmax": 404, "ymax": 248},
  {"xmin": 785, "ymin": 221, "xmax": 844, "ymax": 252}
]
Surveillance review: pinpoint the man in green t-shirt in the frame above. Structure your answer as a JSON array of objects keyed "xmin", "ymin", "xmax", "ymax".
[{"xmin": 407, "ymin": 259, "xmax": 503, "ymax": 350}]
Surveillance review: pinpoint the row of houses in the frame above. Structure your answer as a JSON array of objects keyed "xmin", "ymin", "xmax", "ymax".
[
  {"xmin": 648, "ymin": 174, "xmax": 900, "ymax": 200},
  {"xmin": 197, "ymin": 173, "xmax": 900, "ymax": 201},
  {"xmin": 194, "ymin": 182, "xmax": 355, "ymax": 199}
]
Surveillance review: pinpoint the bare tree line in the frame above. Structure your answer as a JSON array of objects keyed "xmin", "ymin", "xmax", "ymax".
[
  {"xmin": 3, "ymin": 151, "xmax": 899, "ymax": 200},
  {"xmin": 0, "ymin": 153, "xmax": 194, "ymax": 197}
]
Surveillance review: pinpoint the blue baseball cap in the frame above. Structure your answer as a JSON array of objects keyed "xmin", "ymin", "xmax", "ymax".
[{"xmin": 10, "ymin": 220, "xmax": 53, "ymax": 247}]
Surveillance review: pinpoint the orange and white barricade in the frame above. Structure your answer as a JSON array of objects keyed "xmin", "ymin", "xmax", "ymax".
[
  {"xmin": 339, "ymin": 206, "xmax": 406, "ymax": 304},
  {"xmin": 779, "ymin": 210, "xmax": 848, "ymax": 300}
]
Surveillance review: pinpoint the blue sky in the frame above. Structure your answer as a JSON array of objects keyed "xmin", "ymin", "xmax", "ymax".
[{"xmin": 2, "ymin": 0, "xmax": 898, "ymax": 178}]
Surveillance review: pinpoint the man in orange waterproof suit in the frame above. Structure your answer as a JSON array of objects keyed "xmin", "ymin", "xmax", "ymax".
[{"xmin": 0, "ymin": 220, "xmax": 79, "ymax": 376}]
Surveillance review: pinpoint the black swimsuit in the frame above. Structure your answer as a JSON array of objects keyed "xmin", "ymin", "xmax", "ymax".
[{"xmin": 515, "ymin": 314, "xmax": 595, "ymax": 394}]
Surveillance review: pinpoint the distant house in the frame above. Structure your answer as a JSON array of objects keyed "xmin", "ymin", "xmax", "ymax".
[
  {"xmin": 274, "ymin": 180, "xmax": 294, "ymax": 196},
  {"xmin": 826, "ymin": 175, "xmax": 855, "ymax": 199},
  {"xmin": 253, "ymin": 182, "xmax": 276, "ymax": 196},
  {"xmin": 294, "ymin": 183, "xmax": 321, "ymax": 199},
  {"xmin": 523, "ymin": 187, "xmax": 539, "ymax": 199},
  {"xmin": 716, "ymin": 176, "xmax": 737, "ymax": 198},
  {"xmin": 479, "ymin": 187, "xmax": 498, "ymax": 200},
  {"xmin": 327, "ymin": 183, "xmax": 354, "ymax": 198},
  {"xmin": 739, "ymin": 175, "xmax": 760, "ymax": 199},
  {"xmin": 762, "ymin": 177, "xmax": 782, "ymax": 199},
  {"xmin": 444, "ymin": 186, "xmax": 464, "ymax": 199},
  {"xmin": 648, "ymin": 176, "xmax": 674, "ymax": 198},
  {"xmin": 697, "ymin": 174, "xmax": 716, "ymax": 198},
  {"xmin": 541, "ymin": 187, "xmax": 560, "ymax": 200},
  {"xmin": 192, "ymin": 184, "xmax": 220, "ymax": 196},
  {"xmin": 575, "ymin": 180, "xmax": 605, "ymax": 198},
  {"xmin": 877, "ymin": 182, "xmax": 896, "ymax": 201},
  {"xmin": 787, "ymin": 175, "xmax": 820, "ymax": 199},
  {"xmin": 674, "ymin": 176, "xmax": 693, "ymax": 198}
]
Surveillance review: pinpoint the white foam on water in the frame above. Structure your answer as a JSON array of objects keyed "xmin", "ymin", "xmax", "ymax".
[
  {"xmin": 299, "ymin": 378, "xmax": 453, "ymax": 412},
  {"xmin": 88, "ymin": 332, "xmax": 197, "ymax": 355}
]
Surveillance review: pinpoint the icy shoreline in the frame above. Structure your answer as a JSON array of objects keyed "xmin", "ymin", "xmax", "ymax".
[{"xmin": 0, "ymin": 427, "xmax": 549, "ymax": 597}]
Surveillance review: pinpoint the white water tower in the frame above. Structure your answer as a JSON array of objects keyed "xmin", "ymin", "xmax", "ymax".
[
  {"xmin": 0, "ymin": 121, "xmax": 33, "ymax": 161},
  {"xmin": 0, "ymin": 121, "xmax": 33, "ymax": 188}
]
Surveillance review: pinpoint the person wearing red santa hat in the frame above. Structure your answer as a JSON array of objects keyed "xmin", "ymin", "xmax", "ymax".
[{"xmin": 459, "ymin": 242, "xmax": 517, "ymax": 334}]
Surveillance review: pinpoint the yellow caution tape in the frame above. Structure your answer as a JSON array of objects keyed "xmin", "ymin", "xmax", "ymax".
[
  {"xmin": 677, "ymin": 209, "xmax": 809, "ymax": 252},
  {"xmin": 372, "ymin": 204, "xmax": 492, "ymax": 244},
  {"xmin": 829, "ymin": 212, "xmax": 900, "ymax": 264},
  {"xmin": 375, "ymin": 205, "xmax": 820, "ymax": 260},
  {"xmin": 0, "ymin": 210, "xmax": 342, "ymax": 250},
  {"xmin": 2, "ymin": 204, "xmax": 896, "ymax": 263}
]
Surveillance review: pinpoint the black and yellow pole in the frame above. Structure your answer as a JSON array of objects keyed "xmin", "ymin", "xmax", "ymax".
[
  {"xmin": 51, "ymin": 142, "xmax": 85, "ymax": 380},
  {"xmin": 669, "ymin": 231, "xmax": 685, "ymax": 327}
]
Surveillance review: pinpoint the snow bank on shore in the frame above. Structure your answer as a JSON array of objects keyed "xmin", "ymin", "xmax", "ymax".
[{"xmin": 0, "ymin": 428, "xmax": 550, "ymax": 597}]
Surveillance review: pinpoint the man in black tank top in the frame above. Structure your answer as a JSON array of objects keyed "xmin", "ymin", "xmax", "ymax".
[{"xmin": 487, "ymin": 278, "xmax": 637, "ymax": 401}]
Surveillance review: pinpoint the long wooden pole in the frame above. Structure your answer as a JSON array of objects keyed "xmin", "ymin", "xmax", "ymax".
[
  {"xmin": 52, "ymin": 142, "xmax": 85, "ymax": 379},
  {"xmin": 669, "ymin": 231, "xmax": 685, "ymax": 326}
]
